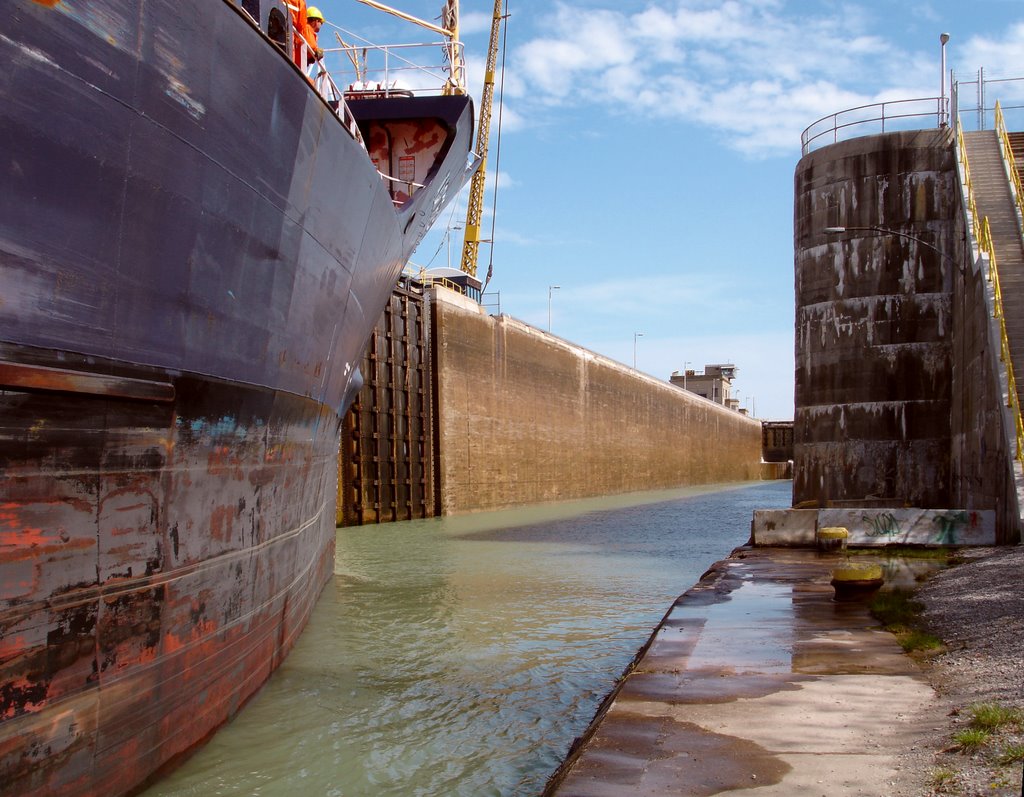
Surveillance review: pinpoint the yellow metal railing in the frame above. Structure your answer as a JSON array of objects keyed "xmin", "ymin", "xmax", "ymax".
[
  {"xmin": 995, "ymin": 101, "xmax": 1024, "ymax": 238},
  {"xmin": 981, "ymin": 218, "xmax": 1024, "ymax": 462},
  {"xmin": 958, "ymin": 116, "xmax": 1024, "ymax": 462},
  {"xmin": 418, "ymin": 275, "xmax": 462, "ymax": 292}
]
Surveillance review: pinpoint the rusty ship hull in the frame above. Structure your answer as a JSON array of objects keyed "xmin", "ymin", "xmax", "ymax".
[{"xmin": 0, "ymin": 1, "xmax": 473, "ymax": 794}]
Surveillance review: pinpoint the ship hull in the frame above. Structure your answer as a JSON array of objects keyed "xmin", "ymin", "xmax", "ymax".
[
  {"xmin": 0, "ymin": 1, "xmax": 472, "ymax": 794},
  {"xmin": 0, "ymin": 345, "xmax": 340, "ymax": 796}
]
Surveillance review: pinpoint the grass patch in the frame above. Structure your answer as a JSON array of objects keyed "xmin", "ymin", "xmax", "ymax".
[
  {"xmin": 868, "ymin": 589, "xmax": 947, "ymax": 656},
  {"xmin": 869, "ymin": 590, "xmax": 923, "ymax": 631},
  {"xmin": 930, "ymin": 766, "xmax": 958, "ymax": 790},
  {"xmin": 969, "ymin": 702, "xmax": 1024, "ymax": 731},
  {"xmin": 995, "ymin": 743, "xmax": 1024, "ymax": 765},
  {"xmin": 897, "ymin": 629, "xmax": 943, "ymax": 652},
  {"xmin": 847, "ymin": 546, "xmax": 957, "ymax": 561},
  {"xmin": 953, "ymin": 727, "xmax": 990, "ymax": 752}
]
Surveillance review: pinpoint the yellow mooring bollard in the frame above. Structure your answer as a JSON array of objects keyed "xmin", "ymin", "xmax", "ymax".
[{"xmin": 816, "ymin": 526, "xmax": 849, "ymax": 552}]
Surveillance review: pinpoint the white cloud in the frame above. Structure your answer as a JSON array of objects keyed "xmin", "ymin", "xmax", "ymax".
[
  {"xmin": 488, "ymin": 100, "xmax": 527, "ymax": 132},
  {"xmin": 458, "ymin": 10, "xmax": 493, "ymax": 36},
  {"xmin": 497, "ymin": 0, "xmax": 1023, "ymax": 157},
  {"xmin": 958, "ymin": 22, "xmax": 1024, "ymax": 89}
]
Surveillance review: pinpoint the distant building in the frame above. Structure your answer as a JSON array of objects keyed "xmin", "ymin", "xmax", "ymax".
[{"xmin": 670, "ymin": 363, "xmax": 738, "ymax": 407}]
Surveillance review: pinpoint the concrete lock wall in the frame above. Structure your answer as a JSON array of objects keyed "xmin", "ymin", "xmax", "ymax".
[
  {"xmin": 430, "ymin": 288, "xmax": 763, "ymax": 515},
  {"xmin": 793, "ymin": 128, "xmax": 1019, "ymax": 541},
  {"xmin": 793, "ymin": 129, "xmax": 959, "ymax": 509}
]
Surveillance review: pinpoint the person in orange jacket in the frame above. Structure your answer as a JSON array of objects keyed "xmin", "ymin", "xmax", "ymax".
[
  {"xmin": 288, "ymin": 1, "xmax": 323, "ymax": 67},
  {"xmin": 305, "ymin": 6, "xmax": 325, "ymax": 61}
]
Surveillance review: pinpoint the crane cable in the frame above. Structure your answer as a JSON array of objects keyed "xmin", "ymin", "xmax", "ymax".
[{"xmin": 480, "ymin": 0, "xmax": 509, "ymax": 297}]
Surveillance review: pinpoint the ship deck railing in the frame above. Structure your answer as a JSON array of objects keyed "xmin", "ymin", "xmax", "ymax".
[
  {"xmin": 322, "ymin": 28, "xmax": 468, "ymax": 98},
  {"xmin": 306, "ymin": 35, "xmax": 467, "ymax": 155},
  {"xmin": 234, "ymin": 2, "xmax": 467, "ymax": 148},
  {"xmin": 300, "ymin": 37, "xmax": 467, "ymax": 149},
  {"xmin": 306, "ymin": 63, "xmax": 366, "ymax": 145}
]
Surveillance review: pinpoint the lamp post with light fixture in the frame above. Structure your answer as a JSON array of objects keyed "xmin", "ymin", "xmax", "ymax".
[
  {"xmin": 823, "ymin": 225, "xmax": 959, "ymax": 270},
  {"xmin": 446, "ymin": 224, "xmax": 463, "ymax": 269},
  {"xmin": 633, "ymin": 332, "xmax": 643, "ymax": 369},
  {"xmin": 547, "ymin": 285, "xmax": 560, "ymax": 332},
  {"xmin": 940, "ymin": 33, "xmax": 950, "ymax": 127}
]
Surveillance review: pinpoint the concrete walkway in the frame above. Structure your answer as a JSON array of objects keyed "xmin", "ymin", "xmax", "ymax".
[{"xmin": 546, "ymin": 548, "xmax": 944, "ymax": 796}]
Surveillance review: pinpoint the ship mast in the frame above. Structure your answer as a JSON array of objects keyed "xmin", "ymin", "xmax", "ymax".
[{"xmin": 458, "ymin": 0, "xmax": 504, "ymax": 278}]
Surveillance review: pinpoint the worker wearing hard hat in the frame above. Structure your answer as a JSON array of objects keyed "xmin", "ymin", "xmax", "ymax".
[
  {"xmin": 306, "ymin": 7, "xmax": 325, "ymax": 61},
  {"xmin": 306, "ymin": 7, "xmax": 324, "ymax": 37},
  {"xmin": 288, "ymin": 2, "xmax": 325, "ymax": 66}
]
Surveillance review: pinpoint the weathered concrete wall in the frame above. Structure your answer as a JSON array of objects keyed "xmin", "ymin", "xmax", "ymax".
[
  {"xmin": 751, "ymin": 507, "xmax": 996, "ymax": 547},
  {"xmin": 793, "ymin": 128, "xmax": 1020, "ymax": 542},
  {"xmin": 794, "ymin": 129, "xmax": 958, "ymax": 509},
  {"xmin": 431, "ymin": 289, "xmax": 763, "ymax": 514}
]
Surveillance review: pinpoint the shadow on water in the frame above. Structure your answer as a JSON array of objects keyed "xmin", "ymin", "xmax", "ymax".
[{"xmin": 145, "ymin": 480, "xmax": 792, "ymax": 797}]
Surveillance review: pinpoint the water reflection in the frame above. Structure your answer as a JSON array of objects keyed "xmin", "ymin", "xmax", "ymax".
[{"xmin": 145, "ymin": 480, "xmax": 792, "ymax": 797}]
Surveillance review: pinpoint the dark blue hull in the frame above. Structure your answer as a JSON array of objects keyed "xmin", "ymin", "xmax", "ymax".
[{"xmin": 0, "ymin": 1, "xmax": 473, "ymax": 793}]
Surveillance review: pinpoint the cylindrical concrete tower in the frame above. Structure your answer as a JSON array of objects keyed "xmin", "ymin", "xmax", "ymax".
[{"xmin": 793, "ymin": 128, "xmax": 959, "ymax": 508}]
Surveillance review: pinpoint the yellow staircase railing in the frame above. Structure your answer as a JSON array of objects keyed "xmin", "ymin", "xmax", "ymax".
[
  {"xmin": 958, "ymin": 106, "xmax": 1024, "ymax": 463},
  {"xmin": 995, "ymin": 102, "xmax": 1024, "ymax": 235}
]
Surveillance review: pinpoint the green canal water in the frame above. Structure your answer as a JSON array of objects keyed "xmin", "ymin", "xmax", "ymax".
[{"xmin": 145, "ymin": 480, "xmax": 792, "ymax": 797}]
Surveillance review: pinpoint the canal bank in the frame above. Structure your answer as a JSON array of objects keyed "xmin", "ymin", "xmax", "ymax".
[{"xmin": 545, "ymin": 546, "xmax": 950, "ymax": 797}]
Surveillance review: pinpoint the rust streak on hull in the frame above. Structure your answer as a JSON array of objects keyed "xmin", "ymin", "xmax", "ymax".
[{"xmin": 0, "ymin": 366, "xmax": 338, "ymax": 795}]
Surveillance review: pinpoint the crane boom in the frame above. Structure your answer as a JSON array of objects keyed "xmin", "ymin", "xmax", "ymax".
[{"xmin": 458, "ymin": 0, "xmax": 504, "ymax": 278}]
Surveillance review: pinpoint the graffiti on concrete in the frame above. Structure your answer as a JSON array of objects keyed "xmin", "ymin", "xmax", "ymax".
[
  {"xmin": 932, "ymin": 511, "xmax": 972, "ymax": 544},
  {"xmin": 862, "ymin": 512, "xmax": 901, "ymax": 538},
  {"xmin": 760, "ymin": 508, "xmax": 995, "ymax": 547}
]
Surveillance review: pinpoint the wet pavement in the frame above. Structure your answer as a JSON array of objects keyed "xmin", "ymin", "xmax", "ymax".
[{"xmin": 546, "ymin": 547, "xmax": 944, "ymax": 796}]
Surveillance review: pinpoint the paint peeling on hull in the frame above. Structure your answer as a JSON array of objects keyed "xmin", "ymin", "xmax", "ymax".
[{"xmin": 0, "ymin": 356, "xmax": 338, "ymax": 796}]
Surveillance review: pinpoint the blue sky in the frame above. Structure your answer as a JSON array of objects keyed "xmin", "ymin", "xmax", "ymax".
[{"xmin": 314, "ymin": 0, "xmax": 1024, "ymax": 420}]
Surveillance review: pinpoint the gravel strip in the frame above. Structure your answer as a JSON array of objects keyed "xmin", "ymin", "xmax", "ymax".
[{"xmin": 895, "ymin": 546, "xmax": 1024, "ymax": 796}]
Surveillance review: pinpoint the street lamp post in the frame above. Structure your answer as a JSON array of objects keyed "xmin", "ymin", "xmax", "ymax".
[
  {"xmin": 446, "ymin": 224, "xmax": 463, "ymax": 269},
  {"xmin": 633, "ymin": 332, "xmax": 644, "ymax": 369},
  {"xmin": 547, "ymin": 285, "xmax": 560, "ymax": 332},
  {"xmin": 940, "ymin": 33, "xmax": 950, "ymax": 127},
  {"xmin": 683, "ymin": 360, "xmax": 691, "ymax": 390},
  {"xmin": 823, "ymin": 225, "xmax": 958, "ymax": 270}
]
